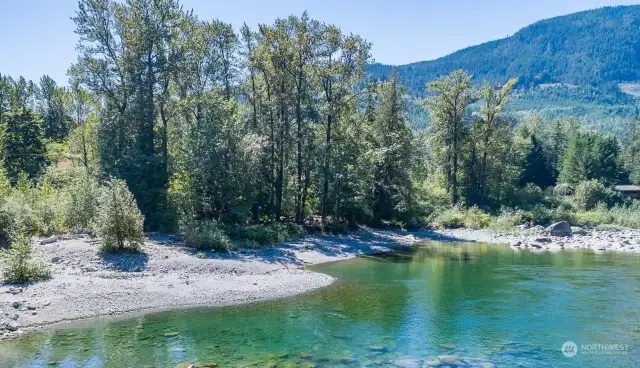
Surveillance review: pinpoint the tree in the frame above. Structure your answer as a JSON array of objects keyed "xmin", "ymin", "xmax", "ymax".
[
  {"xmin": 370, "ymin": 72, "xmax": 413, "ymax": 222},
  {"xmin": 37, "ymin": 75, "xmax": 72, "ymax": 140},
  {"xmin": 95, "ymin": 179, "xmax": 145, "ymax": 252},
  {"xmin": 520, "ymin": 134, "xmax": 554, "ymax": 189},
  {"xmin": 424, "ymin": 70, "xmax": 475, "ymax": 204},
  {"xmin": 559, "ymin": 130, "xmax": 622, "ymax": 185},
  {"xmin": 3, "ymin": 108, "xmax": 47, "ymax": 182},
  {"xmin": 315, "ymin": 27, "xmax": 371, "ymax": 223},
  {"xmin": 469, "ymin": 78, "xmax": 517, "ymax": 206}
]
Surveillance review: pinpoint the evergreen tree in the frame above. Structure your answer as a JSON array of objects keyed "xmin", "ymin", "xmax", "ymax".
[
  {"xmin": 2, "ymin": 108, "xmax": 46, "ymax": 182},
  {"xmin": 520, "ymin": 135, "xmax": 554, "ymax": 188}
]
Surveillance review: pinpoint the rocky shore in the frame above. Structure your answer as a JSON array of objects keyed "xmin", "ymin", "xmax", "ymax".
[
  {"xmin": 1, "ymin": 224, "xmax": 638, "ymax": 339},
  {"xmin": 439, "ymin": 222, "xmax": 640, "ymax": 253}
]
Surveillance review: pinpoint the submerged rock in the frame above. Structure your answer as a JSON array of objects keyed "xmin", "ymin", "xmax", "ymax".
[
  {"xmin": 438, "ymin": 355, "xmax": 468, "ymax": 366},
  {"xmin": 174, "ymin": 362, "xmax": 218, "ymax": 368}
]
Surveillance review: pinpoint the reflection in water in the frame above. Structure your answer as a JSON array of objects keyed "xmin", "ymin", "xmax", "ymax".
[{"xmin": 1, "ymin": 241, "xmax": 639, "ymax": 367}]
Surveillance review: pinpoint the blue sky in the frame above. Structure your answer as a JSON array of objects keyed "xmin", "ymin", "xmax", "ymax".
[{"xmin": 1, "ymin": 0, "xmax": 638, "ymax": 84}]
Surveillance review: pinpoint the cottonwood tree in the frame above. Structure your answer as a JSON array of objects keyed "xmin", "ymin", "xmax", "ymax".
[{"xmin": 424, "ymin": 70, "xmax": 475, "ymax": 205}]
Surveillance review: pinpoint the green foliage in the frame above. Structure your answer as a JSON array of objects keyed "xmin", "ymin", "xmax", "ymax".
[
  {"xmin": 572, "ymin": 180, "xmax": 606, "ymax": 211},
  {"xmin": 94, "ymin": 179, "xmax": 145, "ymax": 253},
  {"xmin": 1, "ymin": 234, "xmax": 51, "ymax": 283},
  {"xmin": 489, "ymin": 208, "xmax": 528, "ymax": 230},
  {"xmin": 3, "ymin": 108, "xmax": 47, "ymax": 182},
  {"xmin": 559, "ymin": 130, "xmax": 623, "ymax": 185},
  {"xmin": 226, "ymin": 223, "xmax": 306, "ymax": 247},
  {"xmin": 432, "ymin": 206, "xmax": 489, "ymax": 229},
  {"xmin": 63, "ymin": 171, "xmax": 102, "ymax": 230},
  {"xmin": 182, "ymin": 219, "xmax": 232, "ymax": 252}
]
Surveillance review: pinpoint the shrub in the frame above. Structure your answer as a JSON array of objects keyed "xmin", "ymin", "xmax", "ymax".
[
  {"xmin": 490, "ymin": 208, "xmax": 527, "ymax": 230},
  {"xmin": 432, "ymin": 206, "xmax": 489, "ymax": 229},
  {"xmin": 33, "ymin": 180, "xmax": 65, "ymax": 236},
  {"xmin": 573, "ymin": 180, "xmax": 605, "ymax": 211},
  {"xmin": 1, "ymin": 235, "xmax": 51, "ymax": 283},
  {"xmin": 513, "ymin": 184, "xmax": 544, "ymax": 209},
  {"xmin": 226, "ymin": 223, "xmax": 307, "ymax": 247},
  {"xmin": 553, "ymin": 183, "xmax": 574, "ymax": 197},
  {"xmin": 182, "ymin": 219, "xmax": 231, "ymax": 251},
  {"xmin": 94, "ymin": 179, "xmax": 145, "ymax": 252},
  {"xmin": 432, "ymin": 207, "xmax": 465, "ymax": 228},
  {"xmin": 0, "ymin": 195, "xmax": 38, "ymax": 241},
  {"xmin": 63, "ymin": 172, "xmax": 102, "ymax": 230}
]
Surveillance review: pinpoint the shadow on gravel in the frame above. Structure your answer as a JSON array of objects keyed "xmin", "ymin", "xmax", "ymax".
[
  {"xmin": 100, "ymin": 252, "xmax": 149, "ymax": 272},
  {"xmin": 243, "ymin": 227, "xmax": 472, "ymax": 267}
]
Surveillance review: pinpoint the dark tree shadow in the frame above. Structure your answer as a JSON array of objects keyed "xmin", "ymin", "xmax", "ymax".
[{"xmin": 100, "ymin": 251, "xmax": 149, "ymax": 272}]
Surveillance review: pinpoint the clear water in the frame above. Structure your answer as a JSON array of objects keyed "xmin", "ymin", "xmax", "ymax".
[{"xmin": 1, "ymin": 241, "xmax": 639, "ymax": 368}]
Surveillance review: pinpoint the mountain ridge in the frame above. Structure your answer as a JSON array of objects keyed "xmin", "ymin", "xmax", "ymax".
[{"xmin": 367, "ymin": 5, "xmax": 640, "ymax": 95}]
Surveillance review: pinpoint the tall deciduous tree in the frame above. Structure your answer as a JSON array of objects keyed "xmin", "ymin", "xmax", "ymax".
[{"xmin": 424, "ymin": 70, "xmax": 475, "ymax": 205}]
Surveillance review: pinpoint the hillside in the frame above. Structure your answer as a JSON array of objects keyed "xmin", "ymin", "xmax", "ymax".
[{"xmin": 368, "ymin": 5, "xmax": 640, "ymax": 95}]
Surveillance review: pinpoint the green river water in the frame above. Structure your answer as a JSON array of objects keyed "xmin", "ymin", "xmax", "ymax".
[{"xmin": 0, "ymin": 241, "xmax": 638, "ymax": 368}]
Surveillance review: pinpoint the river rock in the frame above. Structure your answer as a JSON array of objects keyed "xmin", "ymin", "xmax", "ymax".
[
  {"xmin": 510, "ymin": 240, "xmax": 522, "ymax": 247},
  {"xmin": 392, "ymin": 358, "xmax": 422, "ymax": 368},
  {"xmin": 5, "ymin": 322, "xmax": 18, "ymax": 331},
  {"xmin": 438, "ymin": 355, "xmax": 467, "ymax": 366},
  {"xmin": 534, "ymin": 237, "xmax": 552, "ymax": 243},
  {"xmin": 11, "ymin": 301, "xmax": 21, "ymax": 309},
  {"xmin": 50, "ymin": 256, "xmax": 62, "ymax": 264},
  {"xmin": 8, "ymin": 314, "xmax": 18, "ymax": 320},
  {"xmin": 27, "ymin": 305, "xmax": 36, "ymax": 311},
  {"xmin": 546, "ymin": 221, "xmax": 572, "ymax": 237},
  {"xmin": 571, "ymin": 227, "xmax": 587, "ymax": 235},
  {"xmin": 40, "ymin": 236, "xmax": 59, "ymax": 245}
]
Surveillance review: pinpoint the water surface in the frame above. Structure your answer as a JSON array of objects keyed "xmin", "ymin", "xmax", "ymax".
[{"xmin": 1, "ymin": 241, "xmax": 639, "ymax": 367}]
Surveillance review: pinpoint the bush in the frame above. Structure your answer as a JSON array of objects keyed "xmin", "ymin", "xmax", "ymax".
[
  {"xmin": 553, "ymin": 183, "xmax": 574, "ymax": 197},
  {"xmin": 63, "ymin": 172, "xmax": 102, "ymax": 230},
  {"xmin": 0, "ymin": 195, "xmax": 38, "ymax": 241},
  {"xmin": 1, "ymin": 235, "xmax": 51, "ymax": 283},
  {"xmin": 490, "ymin": 208, "xmax": 528, "ymax": 230},
  {"xmin": 513, "ymin": 184, "xmax": 545, "ymax": 209},
  {"xmin": 182, "ymin": 219, "xmax": 231, "ymax": 251},
  {"xmin": 432, "ymin": 206, "xmax": 489, "ymax": 229},
  {"xmin": 573, "ymin": 180, "xmax": 605, "ymax": 211},
  {"xmin": 226, "ymin": 223, "xmax": 307, "ymax": 247},
  {"xmin": 94, "ymin": 179, "xmax": 145, "ymax": 252},
  {"xmin": 32, "ymin": 180, "xmax": 65, "ymax": 236}
]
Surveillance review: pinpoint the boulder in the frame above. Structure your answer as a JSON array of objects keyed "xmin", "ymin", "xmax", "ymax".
[
  {"xmin": 5, "ymin": 322, "xmax": 19, "ymax": 331},
  {"xmin": 546, "ymin": 221, "xmax": 572, "ymax": 237},
  {"xmin": 11, "ymin": 301, "xmax": 21, "ymax": 309},
  {"xmin": 50, "ymin": 256, "xmax": 62, "ymax": 264}
]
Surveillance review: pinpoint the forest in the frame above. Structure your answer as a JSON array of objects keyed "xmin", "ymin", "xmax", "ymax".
[{"xmin": 1, "ymin": 0, "xmax": 640, "ymax": 278}]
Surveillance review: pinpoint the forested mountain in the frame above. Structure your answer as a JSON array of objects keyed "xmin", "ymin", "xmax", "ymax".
[{"xmin": 368, "ymin": 5, "xmax": 640, "ymax": 94}]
